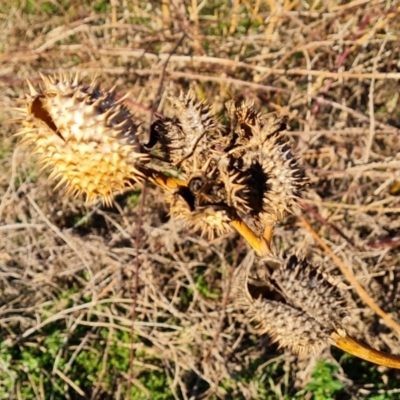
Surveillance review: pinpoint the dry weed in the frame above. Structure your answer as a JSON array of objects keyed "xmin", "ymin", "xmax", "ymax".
[{"xmin": 1, "ymin": 0, "xmax": 400, "ymax": 399}]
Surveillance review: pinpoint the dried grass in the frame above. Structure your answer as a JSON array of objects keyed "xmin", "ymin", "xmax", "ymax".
[{"xmin": 1, "ymin": 0, "xmax": 400, "ymax": 398}]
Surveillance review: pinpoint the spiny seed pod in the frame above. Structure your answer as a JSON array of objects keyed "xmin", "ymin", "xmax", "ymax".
[
  {"xmin": 149, "ymin": 94, "xmax": 308, "ymax": 246},
  {"xmin": 225, "ymin": 100, "xmax": 308, "ymax": 234},
  {"xmin": 232, "ymin": 253, "xmax": 350, "ymax": 354},
  {"xmin": 148, "ymin": 91, "xmax": 223, "ymax": 172},
  {"xmin": 270, "ymin": 255, "xmax": 350, "ymax": 329},
  {"xmin": 15, "ymin": 73, "xmax": 150, "ymax": 205},
  {"xmin": 234, "ymin": 254, "xmax": 400, "ymax": 368},
  {"xmin": 163, "ymin": 158, "xmax": 253, "ymax": 240},
  {"xmin": 165, "ymin": 184, "xmax": 234, "ymax": 240},
  {"xmin": 251, "ymin": 298, "xmax": 331, "ymax": 354},
  {"xmin": 218, "ymin": 166, "xmax": 251, "ymax": 212}
]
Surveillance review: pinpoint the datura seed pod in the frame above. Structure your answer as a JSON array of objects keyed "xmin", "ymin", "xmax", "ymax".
[
  {"xmin": 148, "ymin": 91, "xmax": 223, "ymax": 171},
  {"xmin": 233, "ymin": 253, "xmax": 350, "ymax": 354},
  {"xmin": 165, "ymin": 185, "xmax": 234, "ymax": 240},
  {"xmin": 15, "ymin": 73, "xmax": 150, "ymax": 205},
  {"xmin": 150, "ymin": 96, "xmax": 308, "ymax": 249},
  {"xmin": 232, "ymin": 253, "xmax": 400, "ymax": 368},
  {"xmin": 225, "ymin": 100, "xmax": 308, "ymax": 237}
]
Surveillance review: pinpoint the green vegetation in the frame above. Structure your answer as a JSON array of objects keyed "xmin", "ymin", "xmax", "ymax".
[{"xmin": 303, "ymin": 360, "xmax": 345, "ymax": 400}]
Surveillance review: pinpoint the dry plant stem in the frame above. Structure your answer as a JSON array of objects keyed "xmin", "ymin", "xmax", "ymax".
[
  {"xmin": 128, "ymin": 34, "xmax": 186, "ymax": 390},
  {"xmin": 157, "ymin": 71, "xmax": 398, "ymax": 133},
  {"xmin": 128, "ymin": 183, "xmax": 147, "ymax": 394},
  {"xmin": 332, "ymin": 333, "xmax": 400, "ymax": 369},
  {"xmin": 298, "ymin": 214, "xmax": 400, "ymax": 338},
  {"xmin": 309, "ymin": 13, "xmax": 371, "ymax": 124},
  {"xmin": 127, "ymin": 34, "xmax": 185, "ymax": 391},
  {"xmin": 300, "ymin": 201, "xmax": 355, "ymax": 248},
  {"xmin": 263, "ymin": 224, "xmax": 274, "ymax": 247},
  {"xmin": 202, "ymin": 249, "xmax": 240, "ymax": 364},
  {"xmin": 148, "ymin": 173, "xmax": 186, "ymax": 190},
  {"xmin": 138, "ymin": 166, "xmax": 187, "ymax": 189},
  {"xmin": 52, "ymin": 50, "xmax": 400, "ymax": 81},
  {"xmin": 230, "ymin": 218, "xmax": 271, "ymax": 256}
]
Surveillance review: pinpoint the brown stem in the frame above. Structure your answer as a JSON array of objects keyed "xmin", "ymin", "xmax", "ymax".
[
  {"xmin": 149, "ymin": 172, "xmax": 186, "ymax": 190},
  {"xmin": 230, "ymin": 218, "xmax": 271, "ymax": 256},
  {"xmin": 263, "ymin": 223, "xmax": 274, "ymax": 248},
  {"xmin": 332, "ymin": 331, "xmax": 400, "ymax": 369},
  {"xmin": 137, "ymin": 165, "xmax": 187, "ymax": 190}
]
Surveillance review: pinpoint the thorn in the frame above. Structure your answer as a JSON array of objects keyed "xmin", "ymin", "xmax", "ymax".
[
  {"xmin": 116, "ymin": 91, "xmax": 130, "ymax": 103},
  {"xmin": 11, "ymin": 107, "xmax": 27, "ymax": 115},
  {"xmin": 108, "ymin": 84, "xmax": 117, "ymax": 97},
  {"xmin": 90, "ymin": 72, "xmax": 100, "ymax": 87},
  {"xmin": 14, "ymin": 130, "xmax": 31, "ymax": 139},
  {"xmin": 90, "ymin": 96, "xmax": 105, "ymax": 110},
  {"xmin": 39, "ymin": 72, "xmax": 52, "ymax": 88},
  {"xmin": 48, "ymin": 169, "xmax": 63, "ymax": 180},
  {"xmin": 90, "ymin": 79, "xmax": 101, "ymax": 94},
  {"xmin": 59, "ymin": 72, "xmax": 66, "ymax": 83},
  {"xmin": 30, "ymin": 148, "xmax": 46, "ymax": 156},
  {"xmin": 73, "ymin": 72, "xmax": 80, "ymax": 86},
  {"xmin": 26, "ymin": 79, "xmax": 38, "ymax": 96}
]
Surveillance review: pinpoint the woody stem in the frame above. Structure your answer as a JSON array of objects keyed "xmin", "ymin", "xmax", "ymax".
[
  {"xmin": 332, "ymin": 331, "xmax": 400, "ymax": 369},
  {"xmin": 263, "ymin": 223, "xmax": 275, "ymax": 249},
  {"xmin": 138, "ymin": 166, "xmax": 187, "ymax": 190},
  {"xmin": 230, "ymin": 218, "xmax": 271, "ymax": 256}
]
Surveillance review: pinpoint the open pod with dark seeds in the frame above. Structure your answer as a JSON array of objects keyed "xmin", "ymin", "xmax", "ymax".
[
  {"xmin": 232, "ymin": 253, "xmax": 400, "ymax": 368},
  {"xmin": 148, "ymin": 93, "xmax": 308, "ymax": 253}
]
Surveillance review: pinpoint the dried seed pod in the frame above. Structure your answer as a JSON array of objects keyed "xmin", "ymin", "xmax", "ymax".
[
  {"xmin": 225, "ymin": 100, "xmax": 308, "ymax": 234},
  {"xmin": 165, "ymin": 180, "xmax": 234, "ymax": 240},
  {"xmin": 218, "ymin": 166, "xmax": 251, "ymax": 212},
  {"xmin": 251, "ymin": 298, "xmax": 330, "ymax": 354},
  {"xmin": 148, "ymin": 91, "xmax": 223, "ymax": 172},
  {"xmin": 15, "ymin": 74, "xmax": 150, "ymax": 205},
  {"xmin": 232, "ymin": 253, "xmax": 350, "ymax": 354},
  {"xmin": 270, "ymin": 255, "xmax": 350, "ymax": 329},
  {"xmin": 234, "ymin": 253, "xmax": 400, "ymax": 368},
  {"xmin": 150, "ymin": 94, "xmax": 308, "ymax": 248}
]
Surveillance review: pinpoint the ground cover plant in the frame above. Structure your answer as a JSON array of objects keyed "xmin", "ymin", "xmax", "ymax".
[{"xmin": 1, "ymin": 0, "xmax": 400, "ymax": 398}]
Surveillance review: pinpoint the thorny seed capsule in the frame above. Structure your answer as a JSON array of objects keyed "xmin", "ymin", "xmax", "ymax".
[
  {"xmin": 149, "ymin": 95, "xmax": 308, "ymax": 241},
  {"xmin": 15, "ymin": 73, "xmax": 150, "ymax": 205},
  {"xmin": 232, "ymin": 253, "xmax": 350, "ymax": 355},
  {"xmin": 225, "ymin": 100, "xmax": 308, "ymax": 235}
]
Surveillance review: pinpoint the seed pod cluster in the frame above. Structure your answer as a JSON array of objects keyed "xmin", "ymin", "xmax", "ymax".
[
  {"xmin": 16, "ymin": 74, "xmax": 307, "ymax": 240},
  {"xmin": 14, "ymin": 73, "xmax": 400, "ymax": 368},
  {"xmin": 148, "ymin": 95, "xmax": 307, "ymax": 239},
  {"xmin": 232, "ymin": 254, "xmax": 350, "ymax": 354}
]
